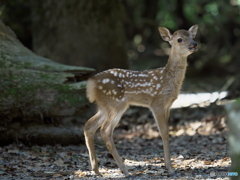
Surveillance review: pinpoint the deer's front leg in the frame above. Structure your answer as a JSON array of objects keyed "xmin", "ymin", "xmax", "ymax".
[{"xmin": 151, "ymin": 107, "xmax": 174, "ymax": 175}]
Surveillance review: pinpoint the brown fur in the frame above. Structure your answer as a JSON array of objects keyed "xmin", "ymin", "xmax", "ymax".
[{"xmin": 84, "ymin": 25, "xmax": 198, "ymax": 177}]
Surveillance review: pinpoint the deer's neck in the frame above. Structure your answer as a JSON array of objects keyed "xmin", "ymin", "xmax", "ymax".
[
  {"xmin": 166, "ymin": 50, "xmax": 188, "ymax": 72},
  {"xmin": 164, "ymin": 51, "xmax": 188, "ymax": 89}
]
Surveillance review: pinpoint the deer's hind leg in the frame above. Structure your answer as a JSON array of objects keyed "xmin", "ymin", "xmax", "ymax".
[
  {"xmin": 84, "ymin": 110, "xmax": 106, "ymax": 175},
  {"xmin": 100, "ymin": 104, "xmax": 130, "ymax": 176}
]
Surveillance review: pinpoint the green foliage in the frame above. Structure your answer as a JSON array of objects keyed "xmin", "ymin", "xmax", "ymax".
[
  {"xmin": 236, "ymin": 98, "xmax": 240, "ymax": 103},
  {"xmin": 124, "ymin": 0, "xmax": 240, "ymax": 75}
]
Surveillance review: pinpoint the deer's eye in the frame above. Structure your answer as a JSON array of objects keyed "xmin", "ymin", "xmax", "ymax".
[{"xmin": 178, "ymin": 38, "xmax": 183, "ymax": 43}]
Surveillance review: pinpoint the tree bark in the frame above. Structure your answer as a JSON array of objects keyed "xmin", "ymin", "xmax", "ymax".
[
  {"xmin": 0, "ymin": 19, "xmax": 94, "ymax": 145},
  {"xmin": 31, "ymin": 0, "xmax": 128, "ymax": 72},
  {"xmin": 225, "ymin": 101, "xmax": 240, "ymax": 179}
]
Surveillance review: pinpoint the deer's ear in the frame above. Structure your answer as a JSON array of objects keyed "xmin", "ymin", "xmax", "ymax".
[
  {"xmin": 158, "ymin": 27, "xmax": 172, "ymax": 42},
  {"xmin": 188, "ymin": 25, "xmax": 198, "ymax": 38}
]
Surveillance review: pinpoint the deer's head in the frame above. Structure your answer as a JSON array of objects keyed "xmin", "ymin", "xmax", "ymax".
[{"xmin": 158, "ymin": 25, "xmax": 198, "ymax": 57}]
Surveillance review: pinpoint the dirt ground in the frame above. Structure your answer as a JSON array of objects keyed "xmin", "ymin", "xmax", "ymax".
[{"xmin": 0, "ymin": 104, "xmax": 231, "ymax": 180}]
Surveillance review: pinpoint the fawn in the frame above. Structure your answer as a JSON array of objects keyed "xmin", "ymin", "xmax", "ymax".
[{"xmin": 84, "ymin": 25, "xmax": 198, "ymax": 176}]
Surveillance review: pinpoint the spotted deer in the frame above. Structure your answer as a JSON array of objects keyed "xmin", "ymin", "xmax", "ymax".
[{"xmin": 84, "ymin": 25, "xmax": 198, "ymax": 176}]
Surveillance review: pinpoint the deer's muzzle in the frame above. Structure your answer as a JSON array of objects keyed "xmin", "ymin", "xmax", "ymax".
[{"xmin": 188, "ymin": 41, "xmax": 198, "ymax": 52}]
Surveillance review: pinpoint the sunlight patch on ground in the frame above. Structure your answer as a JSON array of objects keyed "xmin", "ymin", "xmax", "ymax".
[
  {"xmin": 73, "ymin": 155, "xmax": 231, "ymax": 179},
  {"xmin": 172, "ymin": 91, "xmax": 228, "ymax": 108}
]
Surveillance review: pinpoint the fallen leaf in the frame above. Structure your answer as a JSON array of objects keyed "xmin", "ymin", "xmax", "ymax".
[
  {"xmin": 52, "ymin": 174, "xmax": 63, "ymax": 177},
  {"xmin": 175, "ymin": 129, "xmax": 185, "ymax": 136},
  {"xmin": 172, "ymin": 164, "xmax": 179, "ymax": 168},
  {"xmin": 183, "ymin": 159, "xmax": 192, "ymax": 165},
  {"xmin": 222, "ymin": 157, "xmax": 230, "ymax": 161},
  {"xmin": 221, "ymin": 161, "xmax": 230, "ymax": 166},
  {"xmin": 7, "ymin": 150, "xmax": 19, "ymax": 154},
  {"xmin": 203, "ymin": 161, "xmax": 212, "ymax": 165}
]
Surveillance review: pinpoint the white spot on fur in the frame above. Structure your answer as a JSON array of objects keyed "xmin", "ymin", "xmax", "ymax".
[
  {"xmin": 112, "ymin": 90, "xmax": 117, "ymax": 95},
  {"xmin": 116, "ymin": 96, "xmax": 125, "ymax": 102},
  {"xmin": 106, "ymin": 91, "xmax": 111, "ymax": 95},
  {"xmin": 102, "ymin": 78, "xmax": 110, "ymax": 84},
  {"xmin": 156, "ymin": 84, "xmax": 161, "ymax": 90},
  {"xmin": 98, "ymin": 86, "xmax": 103, "ymax": 90},
  {"xmin": 139, "ymin": 74, "xmax": 148, "ymax": 77}
]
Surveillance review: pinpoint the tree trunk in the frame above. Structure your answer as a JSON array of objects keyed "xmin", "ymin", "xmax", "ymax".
[
  {"xmin": 225, "ymin": 101, "xmax": 240, "ymax": 179},
  {"xmin": 0, "ymin": 19, "xmax": 94, "ymax": 145},
  {"xmin": 31, "ymin": 0, "xmax": 128, "ymax": 72}
]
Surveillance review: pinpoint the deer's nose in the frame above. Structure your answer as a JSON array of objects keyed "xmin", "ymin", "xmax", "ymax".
[{"xmin": 192, "ymin": 41, "xmax": 198, "ymax": 47}]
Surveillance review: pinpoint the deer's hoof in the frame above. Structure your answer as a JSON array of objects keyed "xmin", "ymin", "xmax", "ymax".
[
  {"xmin": 169, "ymin": 171, "xmax": 177, "ymax": 176},
  {"xmin": 93, "ymin": 170, "xmax": 101, "ymax": 176},
  {"xmin": 126, "ymin": 174, "xmax": 135, "ymax": 179}
]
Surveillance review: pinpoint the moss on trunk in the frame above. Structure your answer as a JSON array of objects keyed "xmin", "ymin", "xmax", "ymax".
[{"xmin": 0, "ymin": 19, "xmax": 94, "ymax": 145}]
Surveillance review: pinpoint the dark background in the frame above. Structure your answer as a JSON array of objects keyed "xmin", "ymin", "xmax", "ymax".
[
  {"xmin": 1, "ymin": 0, "xmax": 240, "ymax": 78},
  {"xmin": 0, "ymin": 1, "xmax": 238, "ymax": 178}
]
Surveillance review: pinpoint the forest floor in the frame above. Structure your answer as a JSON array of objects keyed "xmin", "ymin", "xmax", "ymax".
[{"xmin": 0, "ymin": 103, "xmax": 231, "ymax": 180}]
